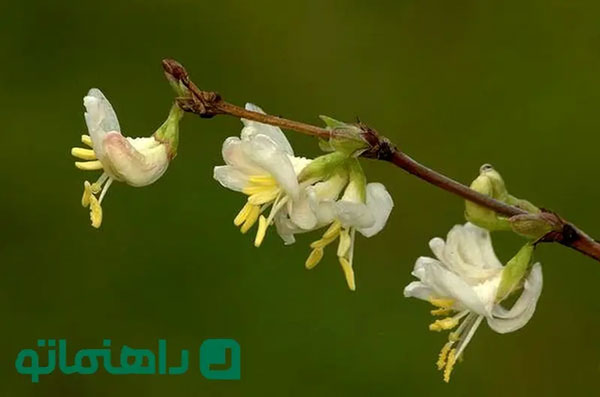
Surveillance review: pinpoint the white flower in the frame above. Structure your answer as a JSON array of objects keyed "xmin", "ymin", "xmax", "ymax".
[
  {"xmin": 404, "ymin": 223, "xmax": 543, "ymax": 382},
  {"xmin": 303, "ymin": 160, "xmax": 394, "ymax": 291},
  {"xmin": 213, "ymin": 103, "xmax": 315, "ymax": 246},
  {"xmin": 71, "ymin": 88, "xmax": 173, "ymax": 228}
]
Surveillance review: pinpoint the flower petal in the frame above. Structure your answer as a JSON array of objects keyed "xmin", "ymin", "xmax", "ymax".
[
  {"xmin": 288, "ymin": 191, "xmax": 318, "ymax": 230},
  {"xmin": 243, "ymin": 134, "xmax": 299, "ymax": 199},
  {"xmin": 403, "ymin": 281, "xmax": 434, "ymax": 301},
  {"xmin": 487, "ymin": 263, "xmax": 543, "ymax": 334},
  {"xmin": 83, "ymin": 88, "xmax": 121, "ymax": 158},
  {"xmin": 241, "ymin": 103, "xmax": 294, "ymax": 155},
  {"xmin": 335, "ymin": 201, "xmax": 374, "ymax": 229},
  {"xmin": 221, "ymin": 137, "xmax": 263, "ymax": 175},
  {"xmin": 213, "ymin": 165, "xmax": 249, "ymax": 192},
  {"xmin": 357, "ymin": 183, "xmax": 394, "ymax": 237},
  {"xmin": 102, "ymin": 134, "xmax": 169, "ymax": 187},
  {"xmin": 409, "ymin": 258, "xmax": 489, "ymax": 315}
]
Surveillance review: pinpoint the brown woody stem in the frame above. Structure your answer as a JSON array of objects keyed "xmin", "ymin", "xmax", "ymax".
[{"xmin": 162, "ymin": 58, "xmax": 600, "ymax": 262}]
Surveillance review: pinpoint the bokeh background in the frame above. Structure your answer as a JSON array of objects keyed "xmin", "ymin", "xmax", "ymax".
[{"xmin": 2, "ymin": 0, "xmax": 600, "ymax": 395}]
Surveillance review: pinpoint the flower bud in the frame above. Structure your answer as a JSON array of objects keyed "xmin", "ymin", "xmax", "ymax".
[
  {"xmin": 318, "ymin": 115, "xmax": 370, "ymax": 156},
  {"xmin": 465, "ymin": 164, "xmax": 540, "ymax": 232}
]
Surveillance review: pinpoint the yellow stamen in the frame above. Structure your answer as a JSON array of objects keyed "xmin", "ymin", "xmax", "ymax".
[
  {"xmin": 234, "ymin": 202, "xmax": 253, "ymax": 226},
  {"xmin": 254, "ymin": 215, "xmax": 268, "ymax": 247},
  {"xmin": 337, "ymin": 228, "xmax": 351, "ymax": 258},
  {"xmin": 310, "ymin": 234, "xmax": 338, "ymax": 249},
  {"xmin": 247, "ymin": 190, "xmax": 279, "ymax": 205},
  {"xmin": 305, "ymin": 247, "xmax": 324, "ymax": 269},
  {"xmin": 240, "ymin": 205, "xmax": 260, "ymax": 234},
  {"xmin": 437, "ymin": 342, "xmax": 453, "ymax": 370},
  {"xmin": 81, "ymin": 135, "xmax": 93, "ymax": 147},
  {"xmin": 443, "ymin": 349, "xmax": 457, "ymax": 383},
  {"xmin": 89, "ymin": 195, "xmax": 102, "ymax": 228},
  {"xmin": 75, "ymin": 160, "xmax": 103, "ymax": 171},
  {"xmin": 248, "ymin": 175, "xmax": 277, "ymax": 186},
  {"xmin": 429, "ymin": 317, "xmax": 460, "ymax": 332},
  {"xmin": 339, "ymin": 257, "xmax": 356, "ymax": 291},
  {"xmin": 322, "ymin": 220, "xmax": 342, "ymax": 239},
  {"xmin": 71, "ymin": 147, "xmax": 97, "ymax": 160},
  {"xmin": 429, "ymin": 297, "xmax": 455, "ymax": 309},
  {"xmin": 82, "ymin": 181, "xmax": 92, "ymax": 207},
  {"xmin": 431, "ymin": 308, "xmax": 453, "ymax": 316}
]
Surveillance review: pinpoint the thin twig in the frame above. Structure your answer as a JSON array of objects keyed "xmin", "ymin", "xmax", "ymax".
[{"xmin": 162, "ymin": 58, "xmax": 600, "ymax": 262}]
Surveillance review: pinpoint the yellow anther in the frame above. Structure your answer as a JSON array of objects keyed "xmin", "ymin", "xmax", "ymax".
[
  {"xmin": 89, "ymin": 195, "xmax": 102, "ymax": 229},
  {"xmin": 436, "ymin": 342, "xmax": 453, "ymax": 370},
  {"xmin": 431, "ymin": 308, "xmax": 453, "ymax": 316},
  {"xmin": 240, "ymin": 205, "xmax": 260, "ymax": 234},
  {"xmin": 247, "ymin": 189, "xmax": 279, "ymax": 205},
  {"xmin": 254, "ymin": 215, "xmax": 268, "ymax": 247},
  {"xmin": 305, "ymin": 247, "xmax": 324, "ymax": 269},
  {"xmin": 82, "ymin": 181, "xmax": 93, "ymax": 207},
  {"xmin": 248, "ymin": 175, "xmax": 277, "ymax": 186},
  {"xmin": 310, "ymin": 234, "xmax": 338, "ymax": 249},
  {"xmin": 322, "ymin": 220, "xmax": 342, "ymax": 239},
  {"xmin": 449, "ymin": 332, "xmax": 460, "ymax": 342},
  {"xmin": 443, "ymin": 349, "xmax": 457, "ymax": 383},
  {"xmin": 234, "ymin": 202, "xmax": 253, "ymax": 226},
  {"xmin": 337, "ymin": 228, "xmax": 351, "ymax": 258},
  {"xmin": 429, "ymin": 297, "xmax": 455, "ymax": 309},
  {"xmin": 71, "ymin": 147, "xmax": 97, "ymax": 160},
  {"xmin": 429, "ymin": 317, "xmax": 460, "ymax": 332},
  {"xmin": 339, "ymin": 257, "xmax": 356, "ymax": 291},
  {"xmin": 75, "ymin": 160, "xmax": 103, "ymax": 171},
  {"xmin": 81, "ymin": 135, "xmax": 93, "ymax": 147}
]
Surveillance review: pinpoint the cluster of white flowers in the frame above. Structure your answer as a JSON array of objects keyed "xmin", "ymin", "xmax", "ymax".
[
  {"xmin": 213, "ymin": 104, "xmax": 394, "ymax": 290},
  {"xmin": 71, "ymin": 91, "xmax": 544, "ymax": 383}
]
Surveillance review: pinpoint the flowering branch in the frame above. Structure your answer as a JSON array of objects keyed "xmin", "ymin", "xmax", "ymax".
[{"xmin": 162, "ymin": 58, "xmax": 600, "ymax": 262}]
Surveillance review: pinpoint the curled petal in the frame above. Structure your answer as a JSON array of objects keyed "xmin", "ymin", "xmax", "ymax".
[
  {"xmin": 241, "ymin": 103, "xmax": 294, "ymax": 155},
  {"xmin": 83, "ymin": 88, "xmax": 121, "ymax": 158},
  {"xmin": 357, "ymin": 183, "xmax": 394, "ymax": 238},
  {"xmin": 487, "ymin": 263, "xmax": 543, "ymax": 334}
]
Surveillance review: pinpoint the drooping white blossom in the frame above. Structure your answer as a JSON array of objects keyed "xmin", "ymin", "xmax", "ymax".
[
  {"xmin": 404, "ymin": 222, "xmax": 543, "ymax": 382},
  {"xmin": 71, "ymin": 89, "xmax": 179, "ymax": 228}
]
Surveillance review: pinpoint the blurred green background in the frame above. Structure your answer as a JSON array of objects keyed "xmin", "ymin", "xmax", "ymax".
[{"xmin": 2, "ymin": 0, "xmax": 600, "ymax": 395}]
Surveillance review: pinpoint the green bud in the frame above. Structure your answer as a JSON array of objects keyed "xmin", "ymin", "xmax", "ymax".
[
  {"xmin": 153, "ymin": 103, "xmax": 184, "ymax": 158},
  {"xmin": 509, "ymin": 213, "xmax": 556, "ymax": 240},
  {"xmin": 465, "ymin": 164, "xmax": 540, "ymax": 231},
  {"xmin": 318, "ymin": 115, "xmax": 369, "ymax": 156},
  {"xmin": 298, "ymin": 151, "xmax": 349, "ymax": 183},
  {"xmin": 496, "ymin": 243, "xmax": 535, "ymax": 302}
]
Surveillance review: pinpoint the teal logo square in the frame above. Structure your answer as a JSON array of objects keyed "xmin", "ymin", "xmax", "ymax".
[{"xmin": 199, "ymin": 339, "xmax": 240, "ymax": 380}]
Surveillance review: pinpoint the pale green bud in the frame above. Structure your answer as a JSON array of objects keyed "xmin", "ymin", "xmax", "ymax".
[
  {"xmin": 496, "ymin": 244, "xmax": 535, "ymax": 301},
  {"xmin": 153, "ymin": 103, "xmax": 184, "ymax": 158},
  {"xmin": 318, "ymin": 115, "xmax": 370, "ymax": 156},
  {"xmin": 509, "ymin": 213, "xmax": 558, "ymax": 240},
  {"xmin": 465, "ymin": 164, "xmax": 540, "ymax": 231}
]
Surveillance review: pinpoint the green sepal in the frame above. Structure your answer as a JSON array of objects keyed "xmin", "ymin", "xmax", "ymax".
[
  {"xmin": 496, "ymin": 244, "xmax": 535, "ymax": 302},
  {"xmin": 298, "ymin": 151, "xmax": 349, "ymax": 183},
  {"xmin": 153, "ymin": 103, "xmax": 184, "ymax": 158}
]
